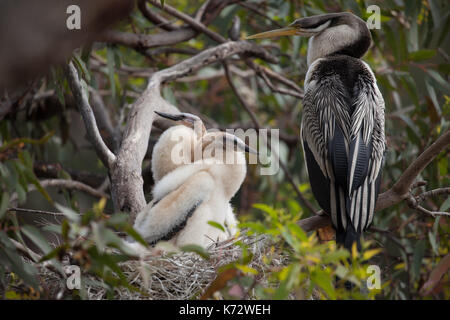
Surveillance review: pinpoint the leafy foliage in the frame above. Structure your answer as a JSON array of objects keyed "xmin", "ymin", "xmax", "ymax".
[{"xmin": 0, "ymin": 0, "xmax": 449, "ymax": 299}]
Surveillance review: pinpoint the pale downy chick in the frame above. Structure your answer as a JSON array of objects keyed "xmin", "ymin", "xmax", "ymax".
[{"xmin": 133, "ymin": 112, "xmax": 256, "ymax": 248}]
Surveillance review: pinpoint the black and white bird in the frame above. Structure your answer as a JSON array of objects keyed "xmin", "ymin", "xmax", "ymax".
[
  {"xmin": 247, "ymin": 12, "xmax": 386, "ymax": 250},
  {"xmin": 133, "ymin": 112, "xmax": 256, "ymax": 248}
]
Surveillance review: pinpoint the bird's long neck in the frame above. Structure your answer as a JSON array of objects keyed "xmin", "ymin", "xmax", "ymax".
[{"xmin": 307, "ymin": 23, "xmax": 371, "ymax": 66}]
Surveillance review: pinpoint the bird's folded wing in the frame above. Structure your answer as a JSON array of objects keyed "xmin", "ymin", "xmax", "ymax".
[
  {"xmin": 301, "ymin": 66, "xmax": 385, "ymax": 232},
  {"xmin": 134, "ymin": 170, "xmax": 215, "ymax": 244}
]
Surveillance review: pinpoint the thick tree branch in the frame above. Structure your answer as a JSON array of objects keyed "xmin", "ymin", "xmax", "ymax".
[
  {"xmin": 153, "ymin": 0, "xmax": 303, "ymax": 99},
  {"xmin": 110, "ymin": 41, "xmax": 275, "ymax": 219},
  {"xmin": 297, "ymin": 129, "xmax": 450, "ymax": 231},
  {"xmin": 376, "ymin": 129, "xmax": 450, "ymax": 211},
  {"xmin": 65, "ymin": 62, "xmax": 116, "ymax": 170}
]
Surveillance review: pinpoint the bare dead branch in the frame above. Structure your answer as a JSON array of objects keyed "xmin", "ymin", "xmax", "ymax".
[
  {"xmin": 149, "ymin": 0, "xmax": 227, "ymax": 44},
  {"xmin": 376, "ymin": 129, "xmax": 450, "ymax": 211},
  {"xmin": 250, "ymin": 62, "xmax": 304, "ymax": 99},
  {"xmin": 65, "ymin": 62, "xmax": 116, "ymax": 170},
  {"xmin": 417, "ymin": 187, "xmax": 450, "ymax": 203},
  {"xmin": 98, "ymin": 29, "xmax": 198, "ymax": 49},
  {"xmin": 9, "ymin": 238, "xmax": 42, "ymax": 262},
  {"xmin": 39, "ymin": 179, "xmax": 108, "ymax": 199},
  {"xmin": 195, "ymin": 0, "xmax": 213, "ymax": 22},
  {"xmin": 98, "ymin": 0, "xmax": 237, "ymax": 50},
  {"xmin": 407, "ymin": 194, "xmax": 450, "ymax": 218},
  {"xmin": 153, "ymin": 1, "xmax": 302, "ymax": 99},
  {"xmin": 111, "ymin": 41, "xmax": 274, "ymax": 218},
  {"xmin": 145, "ymin": 46, "xmax": 200, "ymax": 56},
  {"xmin": 138, "ymin": 0, "xmax": 180, "ymax": 31},
  {"xmin": 238, "ymin": 2, "xmax": 284, "ymax": 28},
  {"xmin": 89, "ymin": 88, "xmax": 120, "ymax": 153},
  {"xmin": 223, "ymin": 61, "xmax": 316, "ymax": 213},
  {"xmin": 10, "ymin": 179, "xmax": 108, "ymax": 206},
  {"xmin": 8, "ymin": 207, "xmax": 64, "ymax": 216}
]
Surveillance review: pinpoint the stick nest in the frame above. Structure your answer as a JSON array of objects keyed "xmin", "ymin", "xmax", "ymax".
[{"xmin": 35, "ymin": 234, "xmax": 291, "ymax": 300}]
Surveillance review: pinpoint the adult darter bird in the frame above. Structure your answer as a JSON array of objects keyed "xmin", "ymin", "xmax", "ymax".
[{"xmin": 247, "ymin": 12, "xmax": 386, "ymax": 250}]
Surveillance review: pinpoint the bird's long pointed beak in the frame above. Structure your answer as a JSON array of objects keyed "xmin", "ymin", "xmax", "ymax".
[
  {"xmin": 246, "ymin": 26, "xmax": 300, "ymax": 39},
  {"xmin": 154, "ymin": 111, "xmax": 184, "ymax": 121}
]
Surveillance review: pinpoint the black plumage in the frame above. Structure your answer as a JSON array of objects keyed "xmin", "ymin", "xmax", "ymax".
[
  {"xmin": 302, "ymin": 55, "xmax": 385, "ymax": 250},
  {"xmin": 247, "ymin": 12, "xmax": 386, "ymax": 251}
]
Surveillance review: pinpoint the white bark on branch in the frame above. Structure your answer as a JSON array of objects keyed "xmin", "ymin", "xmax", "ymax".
[
  {"xmin": 65, "ymin": 62, "xmax": 117, "ymax": 170},
  {"xmin": 110, "ymin": 41, "xmax": 275, "ymax": 219},
  {"xmin": 10, "ymin": 179, "xmax": 108, "ymax": 204}
]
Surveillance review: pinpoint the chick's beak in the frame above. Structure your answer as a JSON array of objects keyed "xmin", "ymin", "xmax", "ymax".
[{"xmin": 154, "ymin": 111, "xmax": 184, "ymax": 121}]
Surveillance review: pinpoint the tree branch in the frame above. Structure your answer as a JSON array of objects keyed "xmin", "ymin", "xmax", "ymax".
[
  {"xmin": 138, "ymin": 0, "xmax": 180, "ymax": 31},
  {"xmin": 65, "ymin": 62, "xmax": 116, "ymax": 170},
  {"xmin": 8, "ymin": 207, "xmax": 64, "ymax": 216},
  {"xmin": 376, "ymin": 129, "xmax": 450, "ymax": 211},
  {"xmin": 153, "ymin": 0, "xmax": 302, "ymax": 99},
  {"xmin": 98, "ymin": 0, "xmax": 238, "ymax": 50},
  {"xmin": 417, "ymin": 187, "xmax": 450, "ymax": 203},
  {"xmin": 223, "ymin": 61, "xmax": 316, "ymax": 213},
  {"xmin": 98, "ymin": 28, "xmax": 198, "ymax": 49},
  {"xmin": 149, "ymin": 0, "xmax": 227, "ymax": 44},
  {"xmin": 110, "ymin": 41, "xmax": 275, "ymax": 219},
  {"xmin": 297, "ymin": 129, "xmax": 450, "ymax": 232},
  {"xmin": 38, "ymin": 179, "xmax": 108, "ymax": 199},
  {"xmin": 10, "ymin": 179, "xmax": 108, "ymax": 205}
]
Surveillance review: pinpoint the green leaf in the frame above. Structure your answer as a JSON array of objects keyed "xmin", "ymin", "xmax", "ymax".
[
  {"xmin": 180, "ymin": 244, "xmax": 210, "ymax": 260},
  {"xmin": 412, "ymin": 239, "xmax": 427, "ymax": 281},
  {"xmin": 311, "ymin": 269, "xmax": 336, "ymax": 299},
  {"xmin": 425, "ymin": 80, "xmax": 442, "ymax": 118},
  {"xmin": 425, "ymin": 69, "xmax": 450, "ymax": 93},
  {"xmin": 236, "ymin": 264, "xmax": 258, "ymax": 275},
  {"xmin": 253, "ymin": 203, "xmax": 278, "ymax": 219},
  {"xmin": 0, "ymin": 192, "xmax": 10, "ymax": 220},
  {"xmin": 408, "ymin": 49, "xmax": 436, "ymax": 61},
  {"xmin": 287, "ymin": 222, "xmax": 307, "ymax": 242},
  {"xmin": 323, "ymin": 250, "xmax": 349, "ymax": 264},
  {"xmin": 54, "ymin": 203, "xmax": 81, "ymax": 223},
  {"xmin": 428, "ymin": 231, "xmax": 439, "ymax": 256},
  {"xmin": 24, "ymin": 169, "xmax": 53, "ymax": 204},
  {"xmin": 72, "ymin": 53, "xmax": 91, "ymax": 83},
  {"xmin": 125, "ymin": 226, "xmax": 148, "ymax": 247},
  {"xmin": 21, "ymin": 225, "xmax": 52, "ymax": 255},
  {"xmin": 106, "ymin": 46, "xmax": 116, "ymax": 98},
  {"xmin": 207, "ymin": 220, "xmax": 225, "ymax": 232}
]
